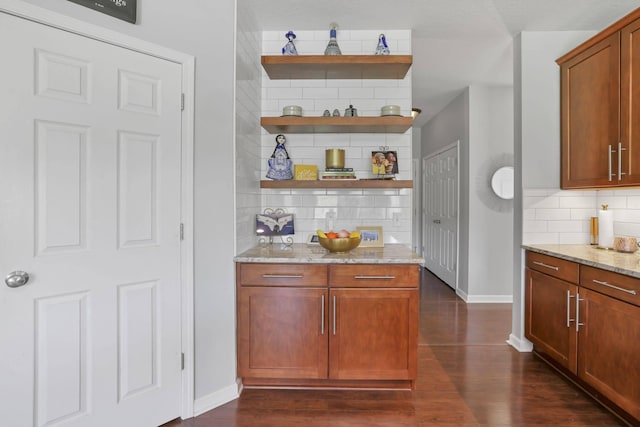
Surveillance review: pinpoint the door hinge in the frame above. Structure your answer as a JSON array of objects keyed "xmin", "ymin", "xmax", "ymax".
[
  {"xmin": 181, "ymin": 93, "xmax": 185, "ymax": 111},
  {"xmin": 180, "ymin": 223, "xmax": 184, "ymax": 240},
  {"xmin": 181, "ymin": 352, "xmax": 185, "ymax": 370}
]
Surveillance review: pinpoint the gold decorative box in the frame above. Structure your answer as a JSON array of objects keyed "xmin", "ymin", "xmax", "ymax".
[{"xmin": 294, "ymin": 164, "xmax": 318, "ymax": 180}]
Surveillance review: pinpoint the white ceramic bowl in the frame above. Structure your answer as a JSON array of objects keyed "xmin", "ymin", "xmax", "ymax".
[
  {"xmin": 282, "ymin": 105, "xmax": 302, "ymax": 116},
  {"xmin": 381, "ymin": 105, "xmax": 401, "ymax": 116}
]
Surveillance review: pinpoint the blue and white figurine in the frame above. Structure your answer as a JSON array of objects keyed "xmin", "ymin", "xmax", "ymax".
[
  {"xmin": 324, "ymin": 23, "xmax": 342, "ymax": 55},
  {"xmin": 266, "ymin": 134, "xmax": 293, "ymax": 180},
  {"xmin": 375, "ymin": 34, "xmax": 390, "ymax": 55},
  {"xmin": 282, "ymin": 30, "xmax": 298, "ymax": 55}
]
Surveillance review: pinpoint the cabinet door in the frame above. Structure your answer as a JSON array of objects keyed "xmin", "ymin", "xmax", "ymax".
[
  {"xmin": 238, "ymin": 287, "xmax": 328, "ymax": 379},
  {"xmin": 578, "ymin": 288, "xmax": 640, "ymax": 420},
  {"xmin": 621, "ymin": 17, "xmax": 640, "ymax": 184},
  {"xmin": 560, "ymin": 33, "xmax": 620, "ymax": 189},
  {"xmin": 525, "ymin": 268, "xmax": 578, "ymax": 372},
  {"xmin": 329, "ymin": 288, "xmax": 418, "ymax": 380}
]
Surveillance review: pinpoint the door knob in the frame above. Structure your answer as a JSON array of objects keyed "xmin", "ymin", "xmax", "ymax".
[{"xmin": 5, "ymin": 271, "xmax": 29, "ymax": 288}]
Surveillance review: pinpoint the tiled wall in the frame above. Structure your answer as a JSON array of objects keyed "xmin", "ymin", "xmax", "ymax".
[
  {"xmin": 259, "ymin": 30, "xmax": 414, "ymax": 245},
  {"xmin": 235, "ymin": 8, "xmax": 262, "ymax": 252},
  {"xmin": 523, "ymin": 188, "xmax": 640, "ymax": 244}
]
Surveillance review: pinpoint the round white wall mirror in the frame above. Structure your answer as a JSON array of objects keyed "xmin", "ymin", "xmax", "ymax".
[{"xmin": 491, "ymin": 166, "xmax": 514, "ymax": 200}]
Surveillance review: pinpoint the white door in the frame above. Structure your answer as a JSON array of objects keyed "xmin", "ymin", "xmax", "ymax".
[
  {"xmin": 422, "ymin": 143, "xmax": 459, "ymax": 289},
  {"xmin": 0, "ymin": 12, "xmax": 183, "ymax": 427}
]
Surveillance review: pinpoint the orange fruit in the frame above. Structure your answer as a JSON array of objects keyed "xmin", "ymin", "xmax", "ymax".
[{"xmin": 326, "ymin": 232, "xmax": 338, "ymax": 239}]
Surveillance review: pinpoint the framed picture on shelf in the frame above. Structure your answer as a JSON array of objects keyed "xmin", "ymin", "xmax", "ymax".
[
  {"xmin": 371, "ymin": 150, "xmax": 398, "ymax": 175},
  {"xmin": 306, "ymin": 234, "xmax": 320, "ymax": 245},
  {"xmin": 256, "ymin": 213, "xmax": 295, "ymax": 236},
  {"xmin": 356, "ymin": 226, "xmax": 384, "ymax": 247}
]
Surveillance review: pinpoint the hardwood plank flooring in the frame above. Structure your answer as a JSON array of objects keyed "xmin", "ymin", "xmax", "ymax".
[{"xmin": 163, "ymin": 269, "xmax": 625, "ymax": 426}]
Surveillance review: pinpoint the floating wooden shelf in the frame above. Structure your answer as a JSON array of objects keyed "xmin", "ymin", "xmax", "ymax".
[
  {"xmin": 260, "ymin": 180, "xmax": 413, "ymax": 189},
  {"xmin": 261, "ymin": 116, "xmax": 413, "ymax": 134},
  {"xmin": 261, "ymin": 55, "xmax": 412, "ymax": 79}
]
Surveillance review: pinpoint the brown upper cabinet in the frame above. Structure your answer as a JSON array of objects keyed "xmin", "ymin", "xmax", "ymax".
[{"xmin": 557, "ymin": 8, "xmax": 640, "ymax": 189}]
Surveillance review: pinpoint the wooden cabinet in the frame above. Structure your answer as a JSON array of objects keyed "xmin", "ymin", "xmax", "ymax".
[
  {"xmin": 525, "ymin": 250, "xmax": 640, "ymax": 422},
  {"xmin": 578, "ymin": 266, "xmax": 640, "ymax": 420},
  {"xmin": 236, "ymin": 262, "xmax": 419, "ymax": 389},
  {"xmin": 328, "ymin": 264, "xmax": 419, "ymax": 381},
  {"xmin": 557, "ymin": 9, "xmax": 640, "ymax": 189}
]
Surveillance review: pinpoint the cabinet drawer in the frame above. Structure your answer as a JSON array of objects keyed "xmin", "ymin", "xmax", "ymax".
[
  {"xmin": 238, "ymin": 263, "xmax": 327, "ymax": 287},
  {"xmin": 328, "ymin": 264, "xmax": 420, "ymax": 288},
  {"xmin": 526, "ymin": 251, "xmax": 579, "ymax": 284},
  {"xmin": 580, "ymin": 265, "xmax": 640, "ymax": 307}
]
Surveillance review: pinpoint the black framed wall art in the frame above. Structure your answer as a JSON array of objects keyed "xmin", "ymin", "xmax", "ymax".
[{"xmin": 68, "ymin": 0, "xmax": 137, "ymax": 23}]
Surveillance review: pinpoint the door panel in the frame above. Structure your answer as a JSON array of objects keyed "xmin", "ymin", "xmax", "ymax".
[
  {"xmin": 422, "ymin": 144, "xmax": 458, "ymax": 288},
  {"xmin": 0, "ymin": 13, "xmax": 183, "ymax": 426},
  {"xmin": 578, "ymin": 288, "xmax": 640, "ymax": 419},
  {"xmin": 329, "ymin": 288, "xmax": 418, "ymax": 380},
  {"xmin": 238, "ymin": 287, "xmax": 329, "ymax": 379}
]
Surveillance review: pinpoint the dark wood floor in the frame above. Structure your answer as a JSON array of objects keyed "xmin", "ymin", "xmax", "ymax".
[{"xmin": 163, "ymin": 269, "xmax": 625, "ymax": 426}]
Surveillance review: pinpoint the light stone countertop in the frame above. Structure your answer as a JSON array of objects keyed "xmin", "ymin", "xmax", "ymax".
[
  {"xmin": 523, "ymin": 244, "xmax": 640, "ymax": 279},
  {"xmin": 234, "ymin": 243, "xmax": 425, "ymax": 265}
]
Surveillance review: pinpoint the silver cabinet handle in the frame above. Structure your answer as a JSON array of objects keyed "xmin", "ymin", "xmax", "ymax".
[
  {"xmin": 618, "ymin": 142, "xmax": 626, "ymax": 181},
  {"xmin": 321, "ymin": 294, "xmax": 325, "ymax": 335},
  {"xmin": 262, "ymin": 274, "xmax": 303, "ymax": 279},
  {"xmin": 353, "ymin": 275, "xmax": 396, "ymax": 280},
  {"xmin": 433, "ymin": 219, "xmax": 441, "ymax": 224},
  {"xmin": 592, "ymin": 279, "xmax": 637, "ymax": 295},
  {"xmin": 532, "ymin": 261, "xmax": 559, "ymax": 271},
  {"xmin": 566, "ymin": 290, "xmax": 575, "ymax": 328},
  {"xmin": 332, "ymin": 295, "xmax": 336, "ymax": 336},
  {"xmin": 608, "ymin": 144, "xmax": 614, "ymax": 181},
  {"xmin": 5, "ymin": 271, "xmax": 29, "ymax": 288},
  {"xmin": 576, "ymin": 293, "xmax": 584, "ymax": 332}
]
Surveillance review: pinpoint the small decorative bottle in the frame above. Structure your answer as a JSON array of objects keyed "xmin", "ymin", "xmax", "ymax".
[
  {"xmin": 281, "ymin": 31, "xmax": 298, "ymax": 55},
  {"xmin": 375, "ymin": 33, "xmax": 390, "ymax": 55},
  {"xmin": 324, "ymin": 23, "xmax": 342, "ymax": 55}
]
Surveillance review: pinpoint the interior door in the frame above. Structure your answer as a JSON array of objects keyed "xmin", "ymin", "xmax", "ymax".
[
  {"xmin": 0, "ymin": 12, "xmax": 183, "ymax": 427},
  {"xmin": 422, "ymin": 144, "xmax": 458, "ymax": 289}
]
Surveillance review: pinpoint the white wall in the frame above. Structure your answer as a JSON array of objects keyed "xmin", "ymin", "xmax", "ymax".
[
  {"xmin": 421, "ymin": 85, "xmax": 513, "ymax": 302},
  {"xmin": 15, "ymin": 0, "xmax": 239, "ymax": 408},
  {"xmin": 468, "ymin": 85, "xmax": 514, "ymax": 301},
  {"xmin": 258, "ymin": 30, "xmax": 414, "ymax": 245}
]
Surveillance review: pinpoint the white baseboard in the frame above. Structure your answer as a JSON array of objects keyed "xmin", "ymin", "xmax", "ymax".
[
  {"xmin": 456, "ymin": 289, "xmax": 513, "ymax": 303},
  {"xmin": 193, "ymin": 380, "xmax": 241, "ymax": 417},
  {"xmin": 506, "ymin": 333, "xmax": 533, "ymax": 352}
]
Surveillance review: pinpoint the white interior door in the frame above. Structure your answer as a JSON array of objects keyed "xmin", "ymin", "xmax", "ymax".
[
  {"xmin": 422, "ymin": 143, "xmax": 459, "ymax": 289},
  {"xmin": 0, "ymin": 12, "xmax": 183, "ymax": 426}
]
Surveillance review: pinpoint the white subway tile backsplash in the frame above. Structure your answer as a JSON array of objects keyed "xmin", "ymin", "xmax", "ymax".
[
  {"xmin": 535, "ymin": 208, "xmax": 571, "ymax": 221},
  {"xmin": 547, "ymin": 221, "xmax": 583, "ymax": 233},
  {"xmin": 523, "ymin": 187, "xmax": 640, "ymax": 246}
]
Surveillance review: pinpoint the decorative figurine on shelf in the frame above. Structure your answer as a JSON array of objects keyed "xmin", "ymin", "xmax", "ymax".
[
  {"xmin": 323, "ymin": 109, "xmax": 331, "ymax": 116},
  {"xmin": 332, "ymin": 108, "xmax": 340, "ymax": 117},
  {"xmin": 324, "ymin": 23, "xmax": 342, "ymax": 55},
  {"xmin": 266, "ymin": 134, "xmax": 294, "ymax": 180},
  {"xmin": 375, "ymin": 33, "xmax": 390, "ymax": 55},
  {"xmin": 281, "ymin": 30, "xmax": 298, "ymax": 55}
]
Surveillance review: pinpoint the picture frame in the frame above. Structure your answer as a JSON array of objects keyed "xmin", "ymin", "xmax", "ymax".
[
  {"xmin": 68, "ymin": 0, "xmax": 137, "ymax": 24},
  {"xmin": 256, "ymin": 213, "xmax": 295, "ymax": 236},
  {"xmin": 306, "ymin": 234, "xmax": 320, "ymax": 245},
  {"xmin": 371, "ymin": 150, "xmax": 398, "ymax": 175},
  {"xmin": 356, "ymin": 226, "xmax": 384, "ymax": 247}
]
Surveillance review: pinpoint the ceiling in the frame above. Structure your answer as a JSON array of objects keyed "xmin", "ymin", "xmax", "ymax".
[{"xmin": 242, "ymin": 0, "xmax": 639, "ymax": 126}]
